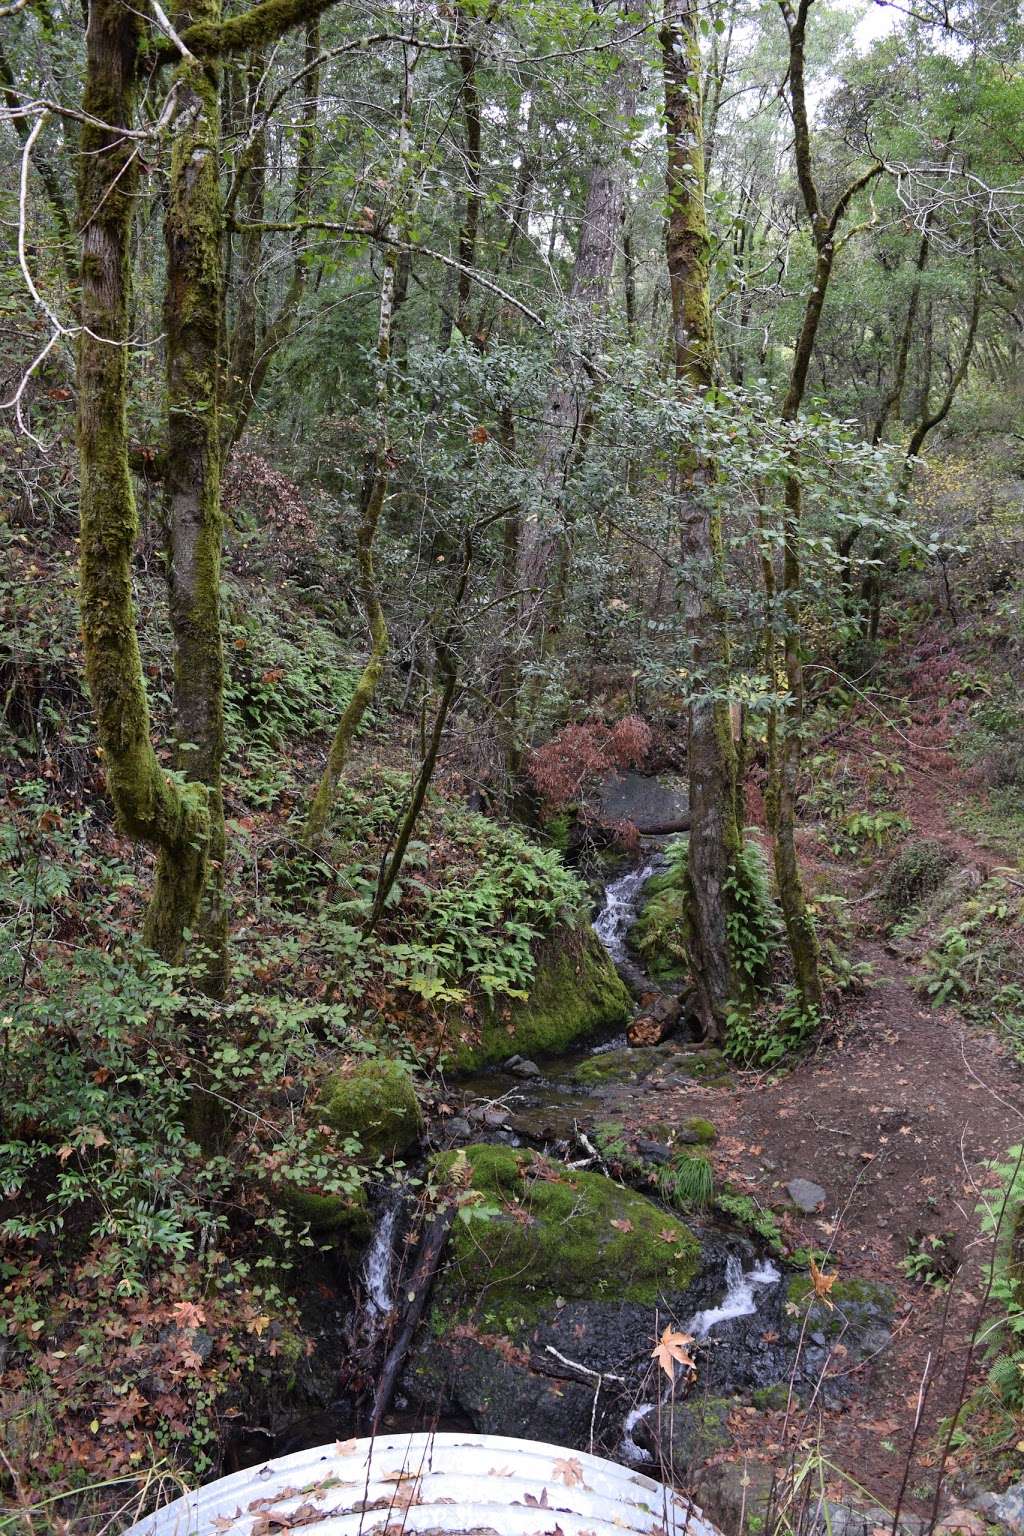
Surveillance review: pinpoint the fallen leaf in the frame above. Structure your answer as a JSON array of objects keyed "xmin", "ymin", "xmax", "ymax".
[
  {"xmin": 809, "ymin": 1258, "xmax": 837, "ymax": 1309},
  {"xmin": 610, "ymin": 1218, "xmax": 633, "ymax": 1234},
  {"xmin": 552, "ymin": 1457, "xmax": 584, "ymax": 1487},
  {"xmin": 651, "ymin": 1325, "xmax": 696, "ymax": 1380}
]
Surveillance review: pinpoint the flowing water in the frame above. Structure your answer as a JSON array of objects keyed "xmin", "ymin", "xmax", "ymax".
[
  {"xmin": 620, "ymin": 1256, "xmax": 782, "ymax": 1463},
  {"xmin": 362, "ymin": 1194, "xmax": 401, "ymax": 1333},
  {"xmin": 592, "ymin": 858, "xmax": 664, "ymax": 997}
]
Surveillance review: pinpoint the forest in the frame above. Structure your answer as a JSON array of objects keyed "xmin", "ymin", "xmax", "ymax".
[{"xmin": 1, "ymin": 0, "xmax": 1024, "ymax": 1528}]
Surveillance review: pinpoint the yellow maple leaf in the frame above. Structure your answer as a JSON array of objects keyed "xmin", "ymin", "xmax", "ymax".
[
  {"xmin": 651, "ymin": 1325, "xmax": 696, "ymax": 1381},
  {"xmin": 809, "ymin": 1258, "xmax": 837, "ymax": 1309},
  {"xmin": 552, "ymin": 1456, "xmax": 585, "ymax": 1487}
]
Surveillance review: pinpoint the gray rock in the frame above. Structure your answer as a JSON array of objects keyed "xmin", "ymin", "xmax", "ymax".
[
  {"xmin": 595, "ymin": 771, "xmax": 690, "ymax": 834},
  {"xmin": 447, "ymin": 1117, "xmax": 472, "ymax": 1140},
  {"xmin": 988, "ymin": 1482, "xmax": 1024, "ymax": 1535},
  {"xmin": 511, "ymin": 1059, "xmax": 541, "ymax": 1078},
  {"xmin": 636, "ymin": 1137, "xmax": 673, "ymax": 1165},
  {"xmin": 469, "ymin": 1103, "xmax": 511, "ymax": 1128},
  {"xmin": 787, "ymin": 1177, "xmax": 827, "ymax": 1212}
]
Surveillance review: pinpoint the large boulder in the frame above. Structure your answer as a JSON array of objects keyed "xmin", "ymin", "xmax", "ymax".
[
  {"xmin": 407, "ymin": 1144, "xmax": 702, "ymax": 1449},
  {"xmin": 318, "ymin": 1057, "xmax": 423, "ymax": 1161},
  {"xmin": 447, "ymin": 924, "xmax": 631, "ymax": 1071},
  {"xmin": 596, "ymin": 771, "xmax": 690, "ymax": 834},
  {"xmin": 435, "ymin": 1144, "xmax": 701, "ymax": 1323}
]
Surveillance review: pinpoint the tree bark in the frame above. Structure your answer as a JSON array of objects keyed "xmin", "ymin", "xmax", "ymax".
[
  {"xmin": 662, "ymin": 0, "xmax": 745, "ymax": 1038},
  {"xmin": 77, "ymin": 0, "xmax": 211, "ymax": 963},
  {"xmin": 161, "ymin": 0, "xmax": 228, "ymax": 989},
  {"xmin": 766, "ymin": 0, "xmax": 881, "ymax": 1011}
]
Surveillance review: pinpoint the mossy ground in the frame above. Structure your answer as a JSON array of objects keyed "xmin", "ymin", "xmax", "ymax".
[
  {"xmin": 449, "ymin": 925, "xmax": 631, "ymax": 1071},
  {"xmin": 433, "ymin": 1143, "xmax": 700, "ymax": 1330}
]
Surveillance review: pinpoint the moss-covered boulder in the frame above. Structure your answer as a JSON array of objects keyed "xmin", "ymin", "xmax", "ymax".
[
  {"xmin": 880, "ymin": 838, "xmax": 955, "ymax": 918},
  {"xmin": 637, "ymin": 1395, "xmax": 733, "ymax": 1477},
  {"xmin": 448, "ymin": 925, "xmax": 630, "ymax": 1071},
  {"xmin": 435, "ymin": 1143, "xmax": 700, "ymax": 1327},
  {"xmin": 274, "ymin": 1183, "xmax": 373, "ymax": 1246},
  {"xmin": 319, "ymin": 1057, "xmax": 423, "ymax": 1161}
]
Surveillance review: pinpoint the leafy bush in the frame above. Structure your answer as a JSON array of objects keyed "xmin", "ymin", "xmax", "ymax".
[
  {"xmin": 879, "ymin": 838, "xmax": 955, "ymax": 917},
  {"xmin": 976, "ymin": 1148, "xmax": 1024, "ymax": 1413},
  {"xmin": 724, "ymin": 990, "xmax": 820, "ymax": 1069}
]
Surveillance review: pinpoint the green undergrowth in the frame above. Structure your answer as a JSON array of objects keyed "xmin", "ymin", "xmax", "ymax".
[
  {"xmin": 907, "ymin": 872, "xmax": 1024, "ymax": 1059},
  {"xmin": 947, "ymin": 1146, "xmax": 1024, "ymax": 1471}
]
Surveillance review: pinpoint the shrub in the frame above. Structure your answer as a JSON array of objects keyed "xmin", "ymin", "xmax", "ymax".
[{"xmin": 879, "ymin": 838, "xmax": 955, "ymax": 917}]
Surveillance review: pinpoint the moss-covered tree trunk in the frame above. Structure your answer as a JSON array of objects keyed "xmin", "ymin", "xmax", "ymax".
[
  {"xmin": 161, "ymin": 1, "xmax": 228, "ymax": 989},
  {"xmin": 77, "ymin": 0, "xmax": 211, "ymax": 962},
  {"xmin": 662, "ymin": 0, "xmax": 744, "ymax": 1038}
]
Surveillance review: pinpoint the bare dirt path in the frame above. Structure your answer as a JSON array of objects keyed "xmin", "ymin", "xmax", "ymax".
[{"xmin": 618, "ymin": 644, "xmax": 1024, "ymax": 1510}]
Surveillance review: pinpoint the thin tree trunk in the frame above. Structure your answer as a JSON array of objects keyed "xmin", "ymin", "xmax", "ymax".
[
  {"xmin": 305, "ymin": 36, "xmax": 416, "ymax": 846},
  {"xmin": 662, "ymin": 0, "xmax": 744, "ymax": 1038},
  {"xmin": 161, "ymin": 0, "xmax": 228, "ymax": 989},
  {"xmin": 766, "ymin": 0, "xmax": 882, "ymax": 1011}
]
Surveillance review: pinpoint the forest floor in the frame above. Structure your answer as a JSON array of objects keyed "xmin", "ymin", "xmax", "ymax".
[{"xmin": 591, "ymin": 625, "xmax": 1024, "ymax": 1512}]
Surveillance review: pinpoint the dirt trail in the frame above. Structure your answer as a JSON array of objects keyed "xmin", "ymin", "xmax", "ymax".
[{"xmin": 622, "ymin": 656, "xmax": 1024, "ymax": 1509}]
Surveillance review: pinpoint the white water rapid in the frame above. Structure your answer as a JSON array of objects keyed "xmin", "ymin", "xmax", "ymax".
[
  {"xmin": 362, "ymin": 1196, "xmax": 400, "ymax": 1332},
  {"xmin": 620, "ymin": 1255, "xmax": 782, "ymax": 1464},
  {"xmin": 592, "ymin": 862, "xmax": 657, "ymax": 966},
  {"xmin": 686, "ymin": 1255, "xmax": 781, "ymax": 1340}
]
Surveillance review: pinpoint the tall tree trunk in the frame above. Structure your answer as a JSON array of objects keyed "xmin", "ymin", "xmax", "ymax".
[
  {"xmin": 77, "ymin": 0, "xmax": 212, "ymax": 963},
  {"xmin": 663, "ymin": 0, "xmax": 744, "ymax": 1038},
  {"xmin": 161, "ymin": 0, "xmax": 228, "ymax": 990},
  {"xmin": 305, "ymin": 36, "xmax": 416, "ymax": 846},
  {"xmin": 766, "ymin": 0, "xmax": 881, "ymax": 1011},
  {"xmin": 514, "ymin": 15, "xmax": 637, "ymax": 743}
]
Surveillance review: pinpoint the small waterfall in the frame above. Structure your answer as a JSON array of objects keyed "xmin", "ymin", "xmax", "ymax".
[
  {"xmin": 593, "ymin": 860, "xmax": 664, "ymax": 999},
  {"xmin": 619, "ymin": 1256, "xmax": 781, "ymax": 1465},
  {"xmin": 362, "ymin": 1195, "xmax": 401, "ymax": 1331},
  {"xmin": 593, "ymin": 862, "xmax": 656, "ymax": 965},
  {"xmin": 686, "ymin": 1255, "xmax": 781, "ymax": 1340}
]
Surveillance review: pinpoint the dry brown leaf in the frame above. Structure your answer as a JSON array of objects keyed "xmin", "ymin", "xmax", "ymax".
[
  {"xmin": 809, "ymin": 1258, "xmax": 837, "ymax": 1309},
  {"xmin": 651, "ymin": 1325, "xmax": 696, "ymax": 1380},
  {"xmin": 552, "ymin": 1457, "xmax": 585, "ymax": 1487}
]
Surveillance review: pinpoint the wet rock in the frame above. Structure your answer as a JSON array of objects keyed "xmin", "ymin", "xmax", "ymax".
[
  {"xmin": 637, "ymin": 1396, "xmax": 733, "ymax": 1477},
  {"xmin": 446, "ymin": 1117, "xmax": 473, "ymax": 1140},
  {"xmin": 787, "ymin": 1177, "xmax": 827, "ymax": 1212},
  {"xmin": 511, "ymin": 1059, "xmax": 541, "ymax": 1078},
  {"xmin": 636, "ymin": 1137, "xmax": 673, "ymax": 1165},
  {"xmin": 468, "ymin": 1103, "xmax": 512, "ymax": 1128}
]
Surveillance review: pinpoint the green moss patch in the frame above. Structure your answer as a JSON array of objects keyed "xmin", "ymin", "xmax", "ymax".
[
  {"xmin": 449, "ymin": 925, "xmax": 630, "ymax": 1071},
  {"xmin": 319, "ymin": 1057, "xmax": 423, "ymax": 1161},
  {"xmin": 434, "ymin": 1143, "xmax": 700, "ymax": 1329}
]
